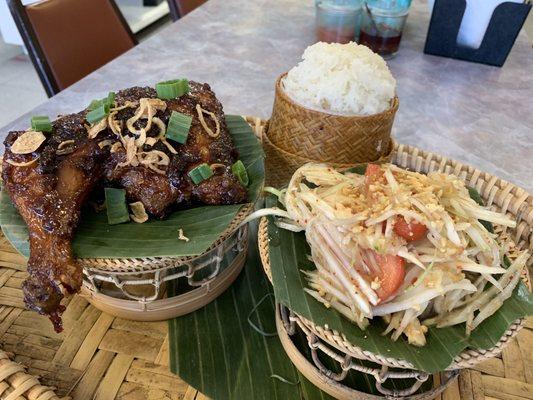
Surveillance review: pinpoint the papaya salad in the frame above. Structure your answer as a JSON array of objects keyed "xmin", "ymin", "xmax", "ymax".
[{"xmin": 261, "ymin": 163, "xmax": 528, "ymax": 346}]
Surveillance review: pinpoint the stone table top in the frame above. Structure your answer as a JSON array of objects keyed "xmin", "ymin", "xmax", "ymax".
[{"xmin": 2, "ymin": 0, "xmax": 532, "ymax": 191}]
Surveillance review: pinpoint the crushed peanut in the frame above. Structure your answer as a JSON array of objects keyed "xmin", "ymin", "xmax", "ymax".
[{"xmin": 370, "ymin": 277, "xmax": 381, "ymax": 290}]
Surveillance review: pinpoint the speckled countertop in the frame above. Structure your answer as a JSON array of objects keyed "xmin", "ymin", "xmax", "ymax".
[{"xmin": 2, "ymin": 0, "xmax": 532, "ymax": 191}]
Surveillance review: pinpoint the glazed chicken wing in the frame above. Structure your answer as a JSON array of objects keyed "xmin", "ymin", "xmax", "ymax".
[{"xmin": 2, "ymin": 82, "xmax": 247, "ymax": 331}]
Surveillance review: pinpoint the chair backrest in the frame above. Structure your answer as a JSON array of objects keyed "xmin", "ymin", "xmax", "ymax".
[
  {"xmin": 8, "ymin": 0, "xmax": 137, "ymax": 97},
  {"xmin": 168, "ymin": 0, "xmax": 207, "ymax": 21}
]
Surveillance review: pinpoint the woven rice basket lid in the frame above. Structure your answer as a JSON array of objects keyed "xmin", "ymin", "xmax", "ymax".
[{"xmin": 258, "ymin": 141, "xmax": 532, "ymax": 372}]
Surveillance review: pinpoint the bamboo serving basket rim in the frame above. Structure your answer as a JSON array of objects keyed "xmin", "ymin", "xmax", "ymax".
[
  {"xmin": 79, "ymin": 203, "xmax": 254, "ymax": 274},
  {"xmin": 81, "ymin": 229, "xmax": 248, "ymax": 321},
  {"xmin": 257, "ymin": 138, "xmax": 532, "ymax": 372},
  {"xmin": 276, "ymin": 73, "xmax": 400, "ymax": 119},
  {"xmin": 274, "ymin": 304, "xmax": 461, "ymax": 400}
]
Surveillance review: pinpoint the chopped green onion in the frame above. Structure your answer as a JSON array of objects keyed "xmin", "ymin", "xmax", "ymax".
[
  {"xmin": 188, "ymin": 163, "xmax": 213, "ymax": 184},
  {"xmin": 231, "ymin": 160, "xmax": 249, "ymax": 186},
  {"xmin": 86, "ymin": 103, "xmax": 110, "ymax": 124},
  {"xmin": 105, "ymin": 188, "xmax": 130, "ymax": 225},
  {"xmin": 30, "ymin": 116, "xmax": 52, "ymax": 132},
  {"xmin": 88, "ymin": 91, "xmax": 116, "ymax": 111},
  {"xmin": 88, "ymin": 99, "xmax": 101, "ymax": 111},
  {"xmin": 106, "ymin": 91, "xmax": 116, "ymax": 107},
  {"xmin": 156, "ymin": 79, "xmax": 189, "ymax": 100},
  {"xmin": 166, "ymin": 111, "xmax": 192, "ymax": 144}
]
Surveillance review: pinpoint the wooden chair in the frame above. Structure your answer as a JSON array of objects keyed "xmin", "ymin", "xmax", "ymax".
[
  {"xmin": 8, "ymin": 0, "xmax": 137, "ymax": 97},
  {"xmin": 167, "ymin": 0, "xmax": 207, "ymax": 21}
]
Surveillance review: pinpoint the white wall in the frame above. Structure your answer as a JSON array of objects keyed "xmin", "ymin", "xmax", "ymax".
[{"xmin": 0, "ymin": 0, "xmax": 41, "ymax": 46}]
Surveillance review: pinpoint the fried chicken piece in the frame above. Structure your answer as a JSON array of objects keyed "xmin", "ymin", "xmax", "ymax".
[
  {"xmin": 2, "ymin": 82, "xmax": 247, "ymax": 331},
  {"xmin": 105, "ymin": 83, "xmax": 246, "ymax": 216},
  {"xmin": 2, "ymin": 116, "xmax": 107, "ymax": 331}
]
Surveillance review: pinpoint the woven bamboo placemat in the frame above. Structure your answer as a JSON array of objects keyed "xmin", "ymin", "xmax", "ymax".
[
  {"xmin": 0, "ymin": 232, "xmax": 532, "ymax": 399},
  {"xmin": 0, "ymin": 115, "xmax": 531, "ymax": 398}
]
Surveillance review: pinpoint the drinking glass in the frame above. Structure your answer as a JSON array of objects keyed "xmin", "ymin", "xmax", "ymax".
[
  {"xmin": 316, "ymin": 0, "xmax": 363, "ymax": 44},
  {"xmin": 358, "ymin": 0, "xmax": 412, "ymax": 58}
]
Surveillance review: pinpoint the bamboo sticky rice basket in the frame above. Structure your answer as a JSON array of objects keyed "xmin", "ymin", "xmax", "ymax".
[
  {"xmin": 262, "ymin": 126, "xmax": 394, "ymax": 189},
  {"xmin": 268, "ymin": 74, "xmax": 399, "ymax": 165},
  {"xmin": 0, "ymin": 118, "xmax": 531, "ymax": 399}
]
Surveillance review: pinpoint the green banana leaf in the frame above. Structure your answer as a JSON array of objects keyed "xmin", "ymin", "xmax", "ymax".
[
  {"xmin": 265, "ymin": 196, "xmax": 533, "ymax": 374},
  {"xmin": 0, "ymin": 115, "xmax": 264, "ymax": 259},
  {"xmin": 167, "ymin": 222, "xmax": 445, "ymax": 399},
  {"xmin": 168, "ymin": 224, "xmax": 337, "ymax": 400},
  {"xmin": 169, "ymin": 223, "xmax": 439, "ymax": 399}
]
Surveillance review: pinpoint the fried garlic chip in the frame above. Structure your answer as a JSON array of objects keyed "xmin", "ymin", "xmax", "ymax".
[
  {"xmin": 11, "ymin": 131, "xmax": 46, "ymax": 154},
  {"xmin": 130, "ymin": 201, "xmax": 149, "ymax": 223}
]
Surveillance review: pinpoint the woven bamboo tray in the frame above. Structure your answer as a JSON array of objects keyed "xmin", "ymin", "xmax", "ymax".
[
  {"xmin": 4, "ymin": 241, "xmax": 531, "ymax": 400},
  {"xmin": 258, "ymin": 138, "xmax": 532, "ymax": 369},
  {"xmin": 0, "ymin": 118, "xmax": 532, "ymax": 399},
  {"xmin": 275, "ymin": 304, "xmax": 460, "ymax": 400}
]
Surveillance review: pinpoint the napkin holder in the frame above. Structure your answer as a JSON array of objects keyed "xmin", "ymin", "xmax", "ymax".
[{"xmin": 424, "ymin": 0, "xmax": 531, "ymax": 67}]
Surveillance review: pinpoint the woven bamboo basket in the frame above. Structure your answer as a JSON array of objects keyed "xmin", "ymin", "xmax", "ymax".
[
  {"xmin": 0, "ymin": 350, "xmax": 65, "ymax": 400},
  {"xmin": 268, "ymin": 73, "xmax": 399, "ymax": 164},
  {"xmin": 263, "ymin": 125, "xmax": 394, "ymax": 188},
  {"xmin": 80, "ymin": 223, "xmax": 249, "ymax": 321},
  {"xmin": 258, "ymin": 138, "xmax": 532, "ymax": 397},
  {"xmin": 78, "ymin": 205, "xmax": 252, "ymax": 321},
  {"xmin": 275, "ymin": 305, "xmax": 460, "ymax": 400}
]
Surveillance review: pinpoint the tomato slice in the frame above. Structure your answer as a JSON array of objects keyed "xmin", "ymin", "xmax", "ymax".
[
  {"xmin": 373, "ymin": 252, "xmax": 405, "ymax": 301},
  {"xmin": 361, "ymin": 165, "xmax": 408, "ymax": 299},
  {"xmin": 393, "ymin": 216, "xmax": 428, "ymax": 242},
  {"xmin": 364, "ymin": 164, "xmax": 383, "ymax": 184},
  {"xmin": 364, "ymin": 164, "xmax": 385, "ymax": 198}
]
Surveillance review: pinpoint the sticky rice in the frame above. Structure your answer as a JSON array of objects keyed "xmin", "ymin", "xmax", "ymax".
[{"xmin": 283, "ymin": 42, "xmax": 396, "ymax": 116}]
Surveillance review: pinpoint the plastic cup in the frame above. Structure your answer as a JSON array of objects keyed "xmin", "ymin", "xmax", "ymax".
[
  {"xmin": 316, "ymin": 0, "xmax": 363, "ymax": 44},
  {"xmin": 358, "ymin": 0, "xmax": 411, "ymax": 58}
]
